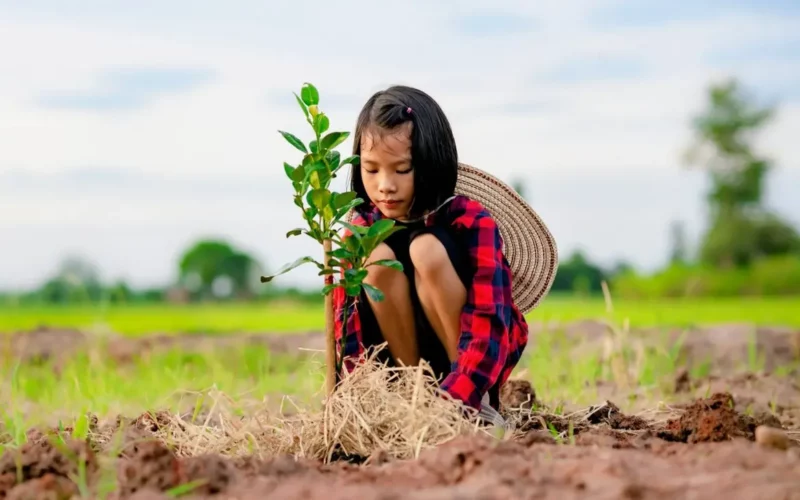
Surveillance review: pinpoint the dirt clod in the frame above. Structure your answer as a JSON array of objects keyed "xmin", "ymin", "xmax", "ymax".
[
  {"xmin": 674, "ymin": 369, "xmax": 691, "ymax": 393},
  {"xmin": 587, "ymin": 401, "xmax": 649, "ymax": 430},
  {"xmin": 5, "ymin": 474, "xmax": 78, "ymax": 500},
  {"xmin": 179, "ymin": 454, "xmax": 236, "ymax": 495},
  {"xmin": 0, "ymin": 438, "xmax": 96, "ymax": 498},
  {"xmin": 500, "ymin": 379, "xmax": 538, "ymax": 411},
  {"xmin": 755, "ymin": 425, "xmax": 791, "ymax": 451},
  {"xmin": 116, "ymin": 440, "xmax": 180, "ymax": 496},
  {"xmin": 658, "ymin": 392, "xmax": 758, "ymax": 443}
]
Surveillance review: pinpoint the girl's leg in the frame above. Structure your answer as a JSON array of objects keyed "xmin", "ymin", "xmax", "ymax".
[
  {"xmin": 363, "ymin": 242, "xmax": 420, "ymax": 366},
  {"xmin": 408, "ymin": 233, "xmax": 467, "ymax": 362}
]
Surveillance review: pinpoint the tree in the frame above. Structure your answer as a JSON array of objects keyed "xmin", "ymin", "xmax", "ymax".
[
  {"xmin": 178, "ymin": 239, "xmax": 263, "ymax": 300},
  {"xmin": 37, "ymin": 255, "xmax": 104, "ymax": 304},
  {"xmin": 684, "ymin": 78, "xmax": 800, "ymax": 267},
  {"xmin": 550, "ymin": 250, "xmax": 608, "ymax": 295},
  {"xmin": 669, "ymin": 220, "xmax": 689, "ymax": 264}
]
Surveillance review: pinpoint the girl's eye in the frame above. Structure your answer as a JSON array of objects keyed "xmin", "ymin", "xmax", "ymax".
[
  {"xmin": 363, "ymin": 169, "xmax": 377, "ymax": 174},
  {"xmin": 397, "ymin": 168, "xmax": 412, "ymax": 174}
]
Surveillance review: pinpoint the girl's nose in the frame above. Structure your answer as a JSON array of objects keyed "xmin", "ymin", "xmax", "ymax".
[{"xmin": 378, "ymin": 176, "xmax": 396, "ymax": 193}]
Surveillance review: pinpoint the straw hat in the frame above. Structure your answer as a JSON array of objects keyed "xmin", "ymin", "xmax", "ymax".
[
  {"xmin": 452, "ymin": 163, "xmax": 558, "ymax": 314},
  {"xmin": 347, "ymin": 162, "xmax": 558, "ymax": 315}
]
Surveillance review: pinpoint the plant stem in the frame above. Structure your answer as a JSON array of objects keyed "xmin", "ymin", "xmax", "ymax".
[
  {"xmin": 339, "ymin": 290, "xmax": 348, "ymax": 376},
  {"xmin": 323, "ymin": 238, "xmax": 336, "ymax": 396}
]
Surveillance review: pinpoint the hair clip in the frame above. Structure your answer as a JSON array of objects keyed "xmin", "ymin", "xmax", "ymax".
[{"xmin": 406, "ymin": 106, "xmax": 413, "ymax": 115}]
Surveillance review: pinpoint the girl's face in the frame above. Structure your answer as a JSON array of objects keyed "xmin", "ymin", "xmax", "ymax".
[{"xmin": 359, "ymin": 125, "xmax": 415, "ymax": 220}]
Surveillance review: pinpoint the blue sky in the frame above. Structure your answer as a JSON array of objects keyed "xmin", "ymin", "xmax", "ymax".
[
  {"xmin": 1, "ymin": 1, "xmax": 799, "ymax": 290},
  {"xmin": 36, "ymin": 68, "xmax": 217, "ymax": 111}
]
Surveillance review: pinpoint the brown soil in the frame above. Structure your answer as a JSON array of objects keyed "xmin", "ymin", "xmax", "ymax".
[{"xmin": 1, "ymin": 392, "xmax": 798, "ymax": 499}]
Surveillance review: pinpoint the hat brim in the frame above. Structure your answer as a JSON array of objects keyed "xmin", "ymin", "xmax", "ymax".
[{"xmin": 454, "ymin": 163, "xmax": 558, "ymax": 315}]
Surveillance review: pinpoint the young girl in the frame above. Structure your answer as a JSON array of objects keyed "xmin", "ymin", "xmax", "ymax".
[{"xmin": 332, "ymin": 85, "xmax": 557, "ymax": 427}]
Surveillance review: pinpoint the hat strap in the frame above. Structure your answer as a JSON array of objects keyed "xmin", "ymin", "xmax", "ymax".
[{"xmin": 401, "ymin": 195, "xmax": 457, "ymax": 224}]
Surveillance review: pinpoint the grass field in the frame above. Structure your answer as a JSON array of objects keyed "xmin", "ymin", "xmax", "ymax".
[
  {"xmin": 2, "ymin": 295, "xmax": 800, "ymax": 335},
  {"xmin": 2, "ymin": 294, "xmax": 798, "ymax": 426}
]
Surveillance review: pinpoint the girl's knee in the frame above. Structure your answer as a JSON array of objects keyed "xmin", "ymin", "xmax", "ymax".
[
  {"xmin": 365, "ymin": 243, "xmax": 401, "ymax": 286},
  {"xmin": 409, "ymin": 234, "xmax": 450, "ymax": 279}
]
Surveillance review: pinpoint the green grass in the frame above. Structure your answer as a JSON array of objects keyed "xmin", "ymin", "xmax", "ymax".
[
  {"xmin": 1, "ymin": 344, "xmax": 325, "ymax": 431},
  {"xmin": 0, "ymin": 335, "xmax": 608, "ymax": 432},
  {"xmin": 0, "ymin": 302, "xmax": 324, "ymax": 336},
  {"xmin": 2, "ymin": 295, "xmax": 800, "ymax": 335}
]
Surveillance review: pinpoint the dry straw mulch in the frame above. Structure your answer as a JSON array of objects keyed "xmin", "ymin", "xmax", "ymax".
[{"xmin": 101, "ymin": 349, "xmax": 494, "ymax": 463}]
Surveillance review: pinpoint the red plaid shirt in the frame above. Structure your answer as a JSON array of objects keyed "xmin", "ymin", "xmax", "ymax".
[{"xmin": 332, "ymin": 195, "xmax": 529, "ymax": 411}]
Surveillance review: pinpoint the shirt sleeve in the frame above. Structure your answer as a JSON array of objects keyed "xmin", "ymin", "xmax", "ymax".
[
  {"xmin": 439, "ymin": 209, "xmax": 512, "ymax": 410},
  {"xmin": 332, "ymin": 210, "xmax": 370, "ymax": 362}
]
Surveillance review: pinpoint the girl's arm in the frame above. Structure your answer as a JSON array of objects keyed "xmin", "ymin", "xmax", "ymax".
[{"xmin": 439, "ymin": 204, "xmax": 513, "ymax": 410}]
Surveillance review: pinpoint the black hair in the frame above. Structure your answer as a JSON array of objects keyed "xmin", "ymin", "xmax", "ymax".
[{"xmin": 349, "ymin": 85, "xmax": 458, "ymax": 218}]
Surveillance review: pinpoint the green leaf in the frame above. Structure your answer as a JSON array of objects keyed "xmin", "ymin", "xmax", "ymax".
[
  {"xmin": 306, "ymin": 227, "xmax": 321, "ymax": 241},
  {"xmin": 293, "ymin": 92, "xmax": 310, "ymax": 122},
  {"xmin": 293, "ymin": 195, "xmax": 303, "ymax": 208},
  {"xmin": 308, "ymin": 188, "xmax": 331, "ymax": 211},
  {"xmin": 309, "ymin": 219, "xmax": 321, "ymax": 236},
  {"xmin": 345, "ymin": 268, "xmax": 368, "ymax": 284},
  {"xmin": 278, "ymin": 130, "xmax": 307, "ymax": 153},
  {"xmin": 322, "ymin": 283, "xmax": 339, "ymax": 295},
  {"xmin": 335, "ymin": 198, "xmax": 364, "ymax": 220},
  {"xmin": 330, "ymin": 247, "xmax": 354, "ymax": 260},
  {"xmin": 333, "ymin": 192, "xmax": 357, "ymax": 210},
  {"xmin": 305, "ymin": 206, "xmax": 318, "ymax": 220},
  {"xmin": 300, "ymin": 83, "xmax": 319, "ymax": 106},
  {"xmin": 368, "ymin": 218, "xmax": 396, "ymax": 238},
  {"xmin": 313, "ymin": 114, "xmax": 330, "ymax": 135},
  {"xmin": 310, "ymin": 140, "xmax": 319, "ymax": 154},
  {"xmin": 368, "ymin": 259, "xmax": 403, "ymax": 272},
  {"xmin": 283, "ymin": 162, "xmax": 296, "ymax": 180},
  {"xmin": 340, "ymin": 155, "xmax": 360, "ymax": 167},
  {"xmin": 363, "ymin": 283, "xmax": 385, "ymax": 302},
  {"xmin": 362, "ymin": 225, "xmax": 404, "ymax": 255},
  {"xmin": 291, "ymin": 164, "xmax": 307, "ymax": 183},
  {"xmin": 260, "ymin": 256, "xmax": 317, "ymax": 283},
  {"xmin": 286, "ymin": 228, "xmax": 304, "ymax": 238},
  {"xmin": 322, "ymin": 207, "xmax": 334, "ymax": 226},
  {"xmin": 345, "ymin": 282, "xmax": 362, "ymax": 297},
  {"xmin": 340, "ymin": 221, "xmax": 368, "ymax": 239},
  {"xmin": 344, "ymin": 234, "xmax": 361, "ymax": 254},
  {"xmin": 305, "ymin": 161, "xmax": 330, "ymax": 189},
  {"xmin": 326, "ymin": 151, "xmax": 341, "ymax": 171},
  {"xmin": 320, "ymin": 131, "xmax": 349, "ymax": 150}
]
